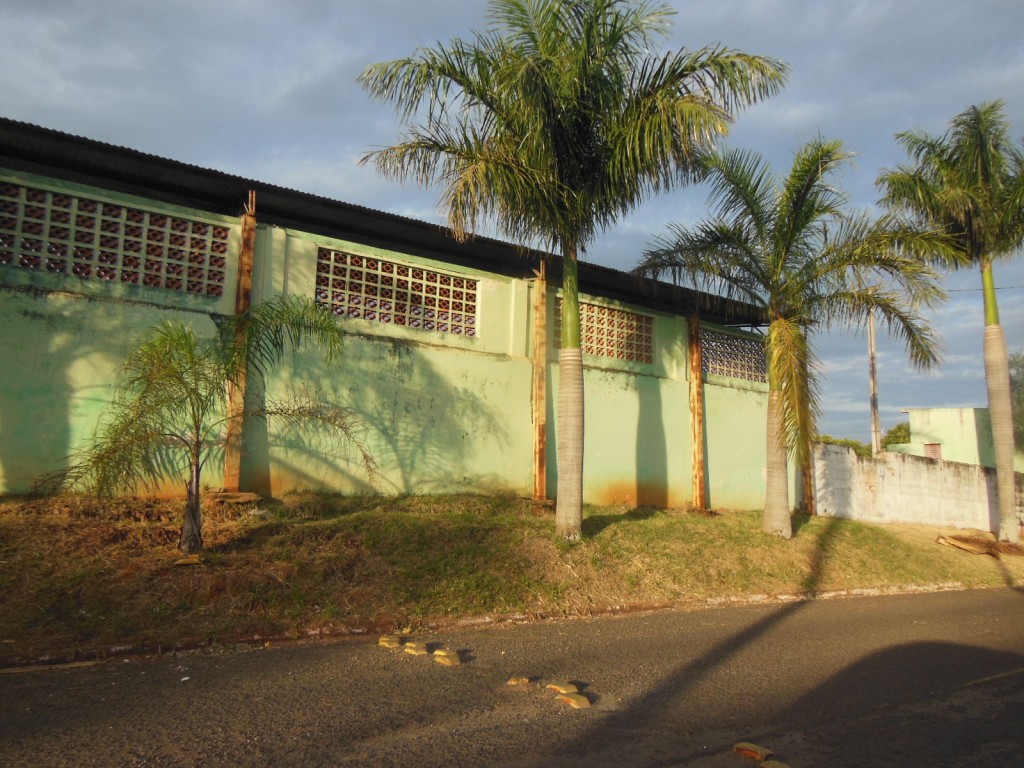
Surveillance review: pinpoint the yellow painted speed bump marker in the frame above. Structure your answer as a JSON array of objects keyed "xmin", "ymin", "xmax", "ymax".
[
  {"xmin": 378, "ymin": 635, "xmax": 402, "ymax": 648},
  {"xmin": 555, "ymin": 693, "xmax": 591, "ymax": 709},
  {"xmin": 733, "ymin": 743, "xmax": 773, "ymax": 761},
  {"xmin": 545, "ymin": 682, "xmax": 579, "ymax": 694},
  {"xmin": 507, "ymin": 677, "xmax": 531, "ymax": 686},
  {"xmin": 173, "ymin": 554, "xmax": 202, "ymax": 566},
  {"xmin": 403, "ymin": 641, "xmax": 429, "ymax": 656},
  {"xmin": 433, "ymin": 648, "xmax": 461, "ymax": 666}
]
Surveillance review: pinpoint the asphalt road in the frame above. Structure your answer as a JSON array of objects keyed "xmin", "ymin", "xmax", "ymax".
[{"xmin": 2, "ymin": 588, "xmax": 1023, "ymax": 768}]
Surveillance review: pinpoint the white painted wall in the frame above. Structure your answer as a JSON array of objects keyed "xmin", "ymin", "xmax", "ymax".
[{"xmin": 813, "ymin": 443, "xmax": 1024, "ymax": 533}]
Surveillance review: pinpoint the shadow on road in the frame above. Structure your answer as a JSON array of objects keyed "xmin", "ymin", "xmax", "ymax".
[
  {"xmin": 515, "ymin": 515, "xmax": 1024, "ymax": 767},
  {"xmin": 514, "ymin": 517, "xmax": 845, "ymax": 767},
  {"xmin": 775, "ymin": 641, "xmax": 1024, "ymax": 767},
  {"xmin": 995, "ymin": 553, "xmax": 1024, "ymax": 596}
]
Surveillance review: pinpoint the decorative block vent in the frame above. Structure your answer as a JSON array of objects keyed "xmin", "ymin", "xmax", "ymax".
[
  {"xmin": 315, "ymin": 248, "xmax": 478, "ymax": 337},
  {"xmin": 0, "ymin": 182, "xmax": 229, "ymax": 297},
  {"xmin": 701, "ymin": 328, "xmax": 766, "ymax": 382},
  {"xmin": 556, "ymin": 299, "xmax": 654, "ymax": 364}
]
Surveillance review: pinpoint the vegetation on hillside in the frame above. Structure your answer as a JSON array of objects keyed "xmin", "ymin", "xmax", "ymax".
[{"xmin": 2, "ymin": 493, "xmax": 1020, "ymax": 665}]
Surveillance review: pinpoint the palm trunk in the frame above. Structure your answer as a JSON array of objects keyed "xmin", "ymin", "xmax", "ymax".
[
  {"xmin": 179, "ymin": 457, "xmax": 204, "ymax": 554},
  {"xmin": 555, "ymin": 249, "xmax": 584, "ymax": 540},
  {"xmin": 764, "ymin": 389, "xmax": 792, "ymax": 538},
  {"xmin": 981, "ymin": 264, "xmax": 1019, "ymax": 542}
]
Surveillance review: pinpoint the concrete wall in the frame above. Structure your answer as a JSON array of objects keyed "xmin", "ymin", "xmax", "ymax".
[
  {"xmin": 0, "ymin": 166, "xmax": 772, "ymax": 509},
  {"xmin": 0, "ymin": 169, "xmax": 239, "ymax": 493},
  {"xmin": 888, "ymin": 407, "xmax": 1024, "ymax": 472},
  {"xmin": 704, "ymin": 375, "xmax": 771, "ymax": 510},
  {"xmin": 814, "ymin": 443, "xmax": 1024, "ymax": 532}
]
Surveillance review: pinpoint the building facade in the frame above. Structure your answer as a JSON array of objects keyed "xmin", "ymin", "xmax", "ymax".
[{"xmin": 0, "ymin": 118, "xmax": 773, "ymax": 509}]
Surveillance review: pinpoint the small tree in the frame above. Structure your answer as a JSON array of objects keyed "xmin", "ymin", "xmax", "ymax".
[{"xmin": 44, "ymin": 295, "xmax": 374, "ymax": 554}]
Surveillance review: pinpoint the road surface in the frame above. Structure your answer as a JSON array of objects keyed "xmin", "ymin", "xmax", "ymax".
[{"xmin": 2, "ymin": 588, "xmax": 1023, "ymax": 767}]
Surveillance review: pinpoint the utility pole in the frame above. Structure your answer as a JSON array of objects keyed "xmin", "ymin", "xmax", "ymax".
[{"xmin": 869, "ymin": 312, "xmax": 883, "ymax": 454}]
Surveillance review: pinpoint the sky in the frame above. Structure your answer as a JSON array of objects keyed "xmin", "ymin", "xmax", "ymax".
[{"xmin": 2, "ymin": 0, "xmax": 1023, "ymax": 442}]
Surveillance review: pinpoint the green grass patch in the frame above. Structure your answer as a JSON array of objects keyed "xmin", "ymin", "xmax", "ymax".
[{"xmin": 0, "ymin": 494, "xmax": 1020, "ymax": 662}]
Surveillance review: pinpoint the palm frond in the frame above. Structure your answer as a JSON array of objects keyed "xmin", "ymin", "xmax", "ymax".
[
  {"xmin": 878, "ymin": 101, "xmax": 1024, "ymax": 265},
  {"xmin": 767, "ymin": 316, "xmax": 818, "ymax": 463},
  {"xmin": 360, "ymin": 0, "xmax": 788, "ymax": 258},
  {"xmin": 256, "ymin": 390, "xmax": 378, "ymax": 486},
  {"xmin": 235, "ymin": 295, "xmax": 345, "ymax": 377}
]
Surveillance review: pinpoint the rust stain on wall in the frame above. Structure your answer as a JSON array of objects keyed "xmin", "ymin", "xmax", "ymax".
[{"xmin": 591, "ymin": 480, "xmax": 688, "ymax": 509}]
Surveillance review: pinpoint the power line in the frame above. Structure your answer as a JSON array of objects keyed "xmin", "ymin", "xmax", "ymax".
[{"xmin": 947, "ymin": 285, "xmax": 1024, "ymax": 292}]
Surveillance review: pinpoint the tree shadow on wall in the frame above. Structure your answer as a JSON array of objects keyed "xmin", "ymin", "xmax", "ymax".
[
  {"xmin": 0, "ymin": 285, "xmax": 185, "ymax": 495},
  {"xmin": 343, "ymin": 338, "xmax": 511, "ymax": 494},
  {"xmin": 241, "ymin": 334, "xmax": 511, "ymax": 496},
  {"xmin": 635, "ymin": 374, "xmax": 669, "ymax": 508}
]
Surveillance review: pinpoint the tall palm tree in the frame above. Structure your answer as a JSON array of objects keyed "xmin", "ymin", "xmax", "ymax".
[
  {"xmin": 358, "ymin": 0, "xmax": 787, "ymax": 539},
  {"xmin": 879, "ymin": 101, "xmax": 1024, "ymax": 543},
  {"xmin": 639, "ymin": 139, "xmax": 946, "ymax": 537}
]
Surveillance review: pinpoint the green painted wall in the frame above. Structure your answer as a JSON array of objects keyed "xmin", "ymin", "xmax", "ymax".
[
  {"xmin": 0, "ymin": 167, "xmax": 773, "ymax": 511},
  {"xmin": 703, "ymin": 375, "xmax": 771, "ymax": 509},
  {"xmin": 544, "ymin": 302, "xmax": 769, "ymax": 510},
  {"xmin": 0, "ymin": 171, "xmax": 238, "ymax": 494},
  {"xmin": 248, "ymin": 227, "xmax": 535, "ymax": 497},
  {"xmin": 578, "ymin": 306, "xmax": 688, "ymax": 508},
  {"xmin": 894, "ymin": 407, "xmax": 1024, "ymax": 471},
  {"xmin": 0, "ymin": 286, "xmax": 225, "ymax": 494}
]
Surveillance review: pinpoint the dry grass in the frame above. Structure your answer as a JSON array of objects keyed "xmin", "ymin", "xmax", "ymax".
[{"xmin": 1, "ymin": 494, "xmax": 1021, "ymax": 665}]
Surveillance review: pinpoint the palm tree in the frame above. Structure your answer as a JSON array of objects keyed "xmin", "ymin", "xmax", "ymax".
[
  {"xmin": 879, "ymin": 101, "xmax": 1024, "ymax": 543},
  {"xmin": 45, "ymin": 296, "xmax": 375, "ymax": 555},
  {"xmin": 638, "ymin": 139, "xmax": 946, "ymax": 537},
  {"xmin": 358, "ymin": 0, "xmax": 787, "ymax": 539}
]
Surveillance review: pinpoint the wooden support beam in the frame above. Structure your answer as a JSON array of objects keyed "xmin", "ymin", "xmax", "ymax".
[
  {"xmin": 223, "ymin": 190, "xmax": 257, "ymax": 492},
  {"xmin": 532, "ymin": 260, "xmax": 548, "ymax": 500},
  {"xmin": 689, "ymin": 315, "xmax": 707, "ymax": 510}
]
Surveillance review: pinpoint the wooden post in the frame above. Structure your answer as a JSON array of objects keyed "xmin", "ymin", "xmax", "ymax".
[
  {"xmin": 532, "ymin": 260, "xmax": 548, "ymax": 500},
  {"xmin": 223, "ymin": 190, "xmax": 257, "ymax": 492},
  {"xmin": 689, "ymin": 314, "xmax": 707, "ymax": 510},
  {"xmin": 802, "ymin": 453, "xmax": 817, "ymax": 517}
]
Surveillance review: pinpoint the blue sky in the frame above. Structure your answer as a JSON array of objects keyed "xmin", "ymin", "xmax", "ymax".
[{"xmin": 2, "ymin": 0, "xmax": 1023, "ymax": 442}]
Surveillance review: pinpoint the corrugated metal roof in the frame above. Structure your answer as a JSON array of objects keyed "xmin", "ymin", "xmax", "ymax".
[{"xmin": 0, "ymin": 116, "xmax": 765, "ymax": 326}]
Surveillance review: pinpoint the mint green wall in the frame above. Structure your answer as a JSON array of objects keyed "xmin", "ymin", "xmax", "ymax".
[
  {"xmin": 0, "ymin": 171, "xmax": 237, "ymax": 494},
  {"xmin": 703, "ymin": 371, "xmax": 771, "ymax": 509},
  {"xmin": 897, "ymin": 407, "xmax": 1024, "ymax": 471},
  {"xmin": 544, "ymin": 304, "xmax": 769, "ymax": 510},
  {"xmin": 248, "ymin": 227, "xmax": 535, "ymax": 497},
  {"xmin": 0, "ymin": 167, "xmax": 773, "ymax": 510},
  {"xmin": 547, "ymin": 358, "xmax": 693, "ymax": 508}
]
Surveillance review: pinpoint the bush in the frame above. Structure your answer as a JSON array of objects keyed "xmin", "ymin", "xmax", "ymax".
[
  {"xmin": 817, "ymin": 435, "xmax": 872, "ymax": 458},
  {"xmin": 882, "ymin": 422, "xmax": 911, "ymax": 448}
]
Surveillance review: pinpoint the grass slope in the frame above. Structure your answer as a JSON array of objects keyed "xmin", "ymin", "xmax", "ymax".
[{"xmin": 1, "ymin": 493, "xmax": 1021, "ymax": 664}]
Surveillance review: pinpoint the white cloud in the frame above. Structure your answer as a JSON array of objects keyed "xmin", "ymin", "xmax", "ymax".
[{"xmin": 4, "ymin": 0, "xmax": 1024, "ymax": 442}]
